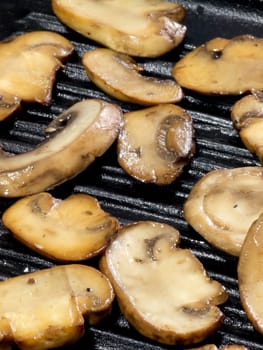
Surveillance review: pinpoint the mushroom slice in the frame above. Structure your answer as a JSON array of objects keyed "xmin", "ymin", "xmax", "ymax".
[
  {"xmin": 0, "ymin": 264, "xmax": 114, "ymax": 350},
  {"xmin": 52, "ymin": 0, "xmax": 186, "ymax": 58},
  {"xmin": 184, "ymin": 166, "xmax": 263, "ymax": 256},
  {"xmin": 2, "ymin": 192, "xmax": 119, "ymax": 261},
  {"xmin": 189, "ymin": 346, "xmax": 248, "ymax": 350},
  {"xmin": 173, "ymin": 35, "xmax": 263, "ymax": 95},
  {"xmin": 82, "ymin": 48, "xmax": 183, "ymax": 106},
  {"xmin": 238, "ymin": 212, "xmax": 263, "ymax": 335},
  {"xmin": 0, "ymin": 31, "xmax": 73, "ymax": 105},
  {"xmin": 0, "ymin": 92, "xmax": 21, "ymax": 121},
  {"xmin": 100, "ymin": 221, "xmax": 228, "ymax": 346},
  {"xmin": 231, "ymin": 91, "xmax": 263, "ymax": 163},
  {"xmin": 0, "ymin": 98, "xmax": 122, "ymax": 197},
  {"xmin": 117, "ymin": 104, "xmax": 195, "ymax": 185}
]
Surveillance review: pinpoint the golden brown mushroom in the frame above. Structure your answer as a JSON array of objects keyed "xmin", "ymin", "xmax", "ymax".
[
  {"xmin": 52, "ymin": 0, "xmax": 186, "ymax": 57},
  {"xmin": 117, "ymin": 104, "xmax": 195, "ymax": 185},
  {"xmin": 100, "ymin": 221, "xmax": 228, "ymax": 346},
  {"xmin": 173, "ymin": 35, "xmax": 263, "ymax": 95},
  {"xmin": 231, "ymin": 91, "xmax": 263, "ymax": 163},
  {"xmin": 238, "ymin": 211, "xmax": 263, "ymax": 335},
  {"xmin": 0, "ymin": 92, "xmax": 20, "ymax": 121},
  {"xmin": 0, "ymin": 31, "xmax": 73, "ymax": 108},
  {"xmin": 0, "ymin": 98, "xmax": 122, "ymax": 197},
  {"xmin": 82, "ymin": 48, "xmax": 183, "ymax": 105},
  {"xmin": 184, "ymin": 167, "xmax": 263, "ymax": 256},
  {"xmin": 2, "ymin": 192, "xmax": 119, "ymax": 261},
  {"xmin": 189, "ymin": 345, "xmax": 248, "ymax": 350},
  {"xmin": 0, "ymin": 264, "xmax": 114, "ymax": 350}
]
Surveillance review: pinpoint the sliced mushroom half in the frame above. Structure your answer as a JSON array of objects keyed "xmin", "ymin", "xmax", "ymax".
[
  {"xmin": 82, "ymin": 48, "xmax": 183, "ymax": 106},
  {"xmin": 231, "ymin": 91, "xmax": 263, "ymax": 163},
  {"xmin": 117, "ymin": 104, "xmax": 195, "ymax": 185},
  {"xmin": 190, "ymin": 346, "xmax": 248, "ymax": 350},
  {"xmin": 0, "ymin": 264, "xmax": 114, "ymax": 350},
  {"xmin": 238, "ymin": 212, "xmax": 263, "ymax": 335},
  {"xmin": 2, "ymin": 192, "xmax": 119, "ymax": 261},
  {"xmin": 100, "ymin": 221, "xmax": 228, "ymax": 346},
  {"xmin": 0, "ymin": 31, "xmax": 73, "ymax": 106},
  {"xmin": 184, "ymin": 166, "xmax": 263, "ymax": 256},
  {"xmin": 173, "ymin": 35, "xmax": 263, "ymax": 95},
  {"xmin": 0, "ymin": 92, "xmax": 21, "ymax": 121},
  {"xmin": 0, "ymin": 98, "xmax": 122, "ymax": 197},
  {"xmin": 52, "ymin": 0, "xmax": 186, "ymax": 57}
]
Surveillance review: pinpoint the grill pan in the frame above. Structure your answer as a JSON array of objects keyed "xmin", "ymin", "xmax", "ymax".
[{"xmin": 0, "ymin": 1, "xmax": 263, "ymax": 349}]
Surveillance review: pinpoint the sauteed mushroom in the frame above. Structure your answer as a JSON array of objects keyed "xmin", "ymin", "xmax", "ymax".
[
  {"xmin": 0, "ymin": 31, "xmax": 73, "ymax": 106},
  {"xmin": 238, "ymin": 212, "xmax": 263, "ymax": 335},
  {"xmin": 231, "ymin": 91, "xmax": 263, "ymax": 162},
  {"xmin": 173, "ymin": 35, "xmax": 263, "ymax": 95},
  {"xmin": 184, "ymin": 167, "xmax": 263, "ymax": 256},
  {"xmin": 117, "ymin": 104, "xmax": 195, "ymax": 184},
  {"xmin": 190, "ymin": 346, "xmax": 248, "ymax": 350},
  {"xmin": 0, "ymin": 98, "xmax": 122, "ymax": 197},
  {"xmin": 2, "ymin": 192, "xmax": 119, "ymax": 261},
  {"xmin": 100, "ymin": 221, "xmax": 228, "ymax": 346},
  {"xmin": 0, "ymin": 92, "xmax": 20, "ymax": 121},
  {"xmin": 0, "ymin": 264, "xmax": 114, "ymax": 350},
  {"xmin": 82, "ymin": 48, "xmax": 183, "ymax": 105},
  {"xmin": 52, "ymin": 0, "xmax": 186, "ymax": 57}
]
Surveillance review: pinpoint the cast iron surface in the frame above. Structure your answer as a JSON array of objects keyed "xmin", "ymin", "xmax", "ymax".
[{"xmin": 0, "ymin": 1, "xmax": 262, "ymax": 349}]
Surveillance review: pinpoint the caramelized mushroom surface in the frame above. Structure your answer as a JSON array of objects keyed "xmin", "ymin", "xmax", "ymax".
[
  {"xmin": 0, "ymin": 98, "xmax": 122, "ymax": 197},
  {"xmin": 238, "ymin": 212, "xmax": 263, "ymax": 335},
  {"xmin": 231, "ymin": 91, "xmax": 263, "ymax": 162},
  {"xmin": 0, "ymin": 264, "xmax": 114, "ymax": 350},
  {"xmin": 100, "ymin": 221, "xmax": 228, "ymax": 346},
  {"xmin": 0, "ymin": 92, "xmax": 20, "ymax": 121},
  {"xmin": 0, "ymin": 31, "xmax": 73, "ymax": 106},
  {"xmin": 173, "ymin": 35, "xmax": 263, "ymax": 95},
  {"xmin": 190, "ymin": 346, "xmax": 248, "ymax": 350},
  {"xmin": 184, "ymin": 167, "xmax": 263, "ymax": 256},
  {"xmin": 117, "ymin": 104, "xmax": 195, "ymax": 185},
  {"xmin": 2, "ymin": 192, "xmax": 119, "ymax": 261},
  {"xmin": 52, "ymin": 0, "xmax": 186, "ymax": 57},
  {"xmin": 82, "ymin": 48, "xmax": 183, "ymax": 106}
]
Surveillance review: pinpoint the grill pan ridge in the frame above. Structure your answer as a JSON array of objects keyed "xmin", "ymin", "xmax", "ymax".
[{"xmin": 0, "ymin": 1, "xmax": 262, "ymax": 349}]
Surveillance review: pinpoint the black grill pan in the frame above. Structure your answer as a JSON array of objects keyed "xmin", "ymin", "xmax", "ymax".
[{"xmin": 0, "ymin": 1, "xmax": 263, "ymax": 349}]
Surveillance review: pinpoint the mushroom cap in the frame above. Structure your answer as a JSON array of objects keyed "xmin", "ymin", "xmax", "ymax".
[
  {"xmin": 2, "ymin": 192, "xmax": 120, "ymax": 261},
  {"xmin": 238, "ymin": 212, "xmax": 263, "ymax": 334},
  {"xmin": 0, "ymin": 31, "xmax": 73, "ymax": 105},
  {"xmin": 184, "ymin": 166, "xmax": 263, "ymax": 256},
  {"xmin": 173, "ymin": 35, "xmax": 263, "ymax": 95},
  {"xmin": 0, "ymin": 98, "xmax": 122, "ymax": 197},
  {"xmin": 52, "ymin": 0, "xmax": 186, "ymax": 57},
  {"xmin": 82, "ymin": 48, "xmax": 183, "ymax": 106},
  {"xmin": 231, "ymin": 91, "xmax": 263, "ymax": 162},
  {"xmin": 0, "ymin": 264, "xmax": 114, "ymax": 350},
  {"xmin": 117, "ymin": 104, "xmax": 195, "ymax": 185},
  {"xmin": 100, "ymin": 221, "xmax": 228, "ymax": 346}
]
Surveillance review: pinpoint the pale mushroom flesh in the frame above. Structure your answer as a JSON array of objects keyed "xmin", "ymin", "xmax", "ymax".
[
  {"xmin": 0, "ymin": 264, "xmax": 114, "ymax": 350},
  {"xmin": 82, "ymin": 48, "xmax": 183, "ymax": 106},
  {"xmin": 0, "ymin": 98, "xmax": 122, "ymax": 197},
  {"xmin": 100, "ymin": 221, "xmax": 228, "ymax": 346},
  {"xmin": 2, "ymin": 192, "xmax": 120, "ymax": 261},
  {"xmin": 238, "ymin": 212, "xmax": 263, "ymax": 335},
  {"xmin": 173, "ymin": 35, "xmax": 263, "ymax": 95},
  {"xmin": 52, "ymin": 0, "xmax": 186, "ymax": 57},
  {"xmin": 231, "ymin": 91, "xmax": 263, "ymax": 163},
  {"xmin": 184, "ymin": 166, "xmax": 263, "ymax": 256},
  {"xmin": 0, "ymin": 31, "xmax": 73, "ymax": 106},
  {"xmin": 117, "ymin": 104, "xmax": 195, "ymax": 185}
]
